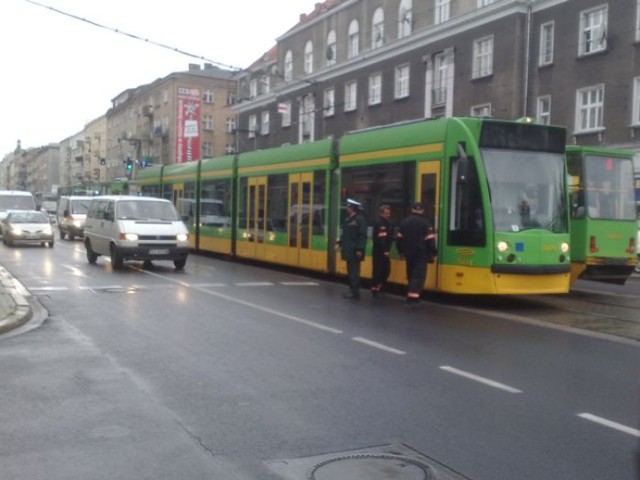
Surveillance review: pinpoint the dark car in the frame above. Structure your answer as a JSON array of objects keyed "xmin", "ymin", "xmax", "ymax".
[{"xmin": 1, "ymin": 210, "xmax": 54, "ymax": 247}]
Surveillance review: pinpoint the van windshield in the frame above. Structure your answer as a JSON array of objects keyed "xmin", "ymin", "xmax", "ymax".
[
  {"xmin": 0, "ymin": 195, "xmax": 35, "ymax": 211},
  {"xmin": 71, "ymin": 200, "xmax": 91, "ymax": 214},
  {"xmin": 116, "ymin": 200, "xmax": 179, "ymax": 221}
]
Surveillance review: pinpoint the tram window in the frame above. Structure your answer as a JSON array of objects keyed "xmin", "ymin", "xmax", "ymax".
[
  {"xmin": 341, "ymin": 162, "xmax": 415, "ymax": 233},
  {"xmin": 268, "ymin": 174, "xmax": 288, "ymax": 232},
  {"xmin": 448, "ymin": 156, "xmax": 485, "ymax": 246}
]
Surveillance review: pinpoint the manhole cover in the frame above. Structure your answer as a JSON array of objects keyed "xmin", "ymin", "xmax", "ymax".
[{"xmin": 310, "ymin": 454, "xmax": 432, "ymax": 480}]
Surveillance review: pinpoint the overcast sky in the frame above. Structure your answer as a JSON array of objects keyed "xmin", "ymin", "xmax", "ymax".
[{"xmin": 0, "ymin": 0, "xmax": 320, "ymax": 155}]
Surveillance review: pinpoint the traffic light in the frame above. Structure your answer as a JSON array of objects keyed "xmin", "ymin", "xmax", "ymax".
[{"xmin": 125, "ymin": 157, "xmax": 133, "ymax": 173}]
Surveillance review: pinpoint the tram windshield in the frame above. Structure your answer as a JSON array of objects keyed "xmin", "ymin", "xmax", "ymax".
[
  {"xmin": 568, "ymin": 154, "xmax": 636, "ymax": 221},
  {"xmin": 482, "ymin": 149, "xmax": 567, "ymax": 233}
]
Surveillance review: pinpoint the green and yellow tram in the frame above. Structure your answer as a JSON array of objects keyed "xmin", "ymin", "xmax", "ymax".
[
  {"xmin": 132, "ymin": 117, "xmax": 573, "ymax": 295},
  {"xmin": 566, "ymin": 145, "xmax": 637, "ymax": 285}
]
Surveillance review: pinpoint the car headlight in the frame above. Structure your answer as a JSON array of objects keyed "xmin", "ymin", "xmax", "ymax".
[
  {"xmin": 10, "ymin": 227, "xmax": 23, "ymax": 236},
  {"xmin": 560, "ymin": 242, "xmax": 569, "ymax": 253},
  {"xmin": 176, "ymin": 233, "xmax": 188, "ymax": 242},
  {"xmin": 121, "ymin": 233, "xmax": 138, "ymax": 241}
]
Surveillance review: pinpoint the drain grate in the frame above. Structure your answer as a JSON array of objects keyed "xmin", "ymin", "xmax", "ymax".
[
  {"xmin": 267, "ymin": 443, "xmax": 470, "ymax": 480},
  {"xmin": 88, "ymin": 286, "xmax": 141, "ymax": 294},
  {"xmin": 310, "ymin": 453, "xmax": 432, "ymax": 479}
]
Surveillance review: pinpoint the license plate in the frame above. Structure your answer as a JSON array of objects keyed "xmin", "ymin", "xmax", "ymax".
[{"xmin": 149, "ymin": 249, "xmax": 169, "ymax": 255}]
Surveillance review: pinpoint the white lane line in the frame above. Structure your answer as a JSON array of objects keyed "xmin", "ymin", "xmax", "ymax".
[
  {"xmin": 61, "ymin": 264, "xmax": 88, "ymax": 277},
  {"xmin": 577, "ymin": 413, "xmax": 640, "ymax": 437},
  {"xmin": 352, "ymin": 337, "xmax": 406, "ymax": 355},
  {"xmin": 439, "ymin": 366, "xmax": 522, "ymax": 393},
  {"xmin": 29, "ymin": 287, "xmax": 69, "ymax": 291},
  {"xmin": 280, "ymin": 281, "xmax": 319, "ymax": 286},
  {"xmin": 235, "ymin": 282, "xmax": 274, "ymax": 287},
  {"xmin": 139, "ymin": 268, "xmax": 342, "ymax": 335},
  {"xmin": 191, "ymin": 283, "xmax": 227, "ymax": 288}
]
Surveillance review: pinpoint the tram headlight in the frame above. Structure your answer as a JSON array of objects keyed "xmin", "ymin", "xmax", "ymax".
[
  {"xmin": 497, "ymin": 241, "xmax": 509, "ymax": 253},
  {"xmin": 560, "ymin": 242, "xmax": 569, "ymax": 253}
]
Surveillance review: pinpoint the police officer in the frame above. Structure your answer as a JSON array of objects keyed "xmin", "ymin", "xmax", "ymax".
[
  {"xmin": 396, "ymin": 202, "xmax": 437, "ymax": 305},
  {"xmin": 371, "ymin": 204, "xmax": 393, "ymax": 298},
  {"xmin": 337, "ymin": 198, "xmax": 367, "ymax": 299}
]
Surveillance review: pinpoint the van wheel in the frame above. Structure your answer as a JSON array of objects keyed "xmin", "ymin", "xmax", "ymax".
[
  {"xmin": 174, "ymin": 258, "xmax": 187, "ymax": 270},
  {"xmin": 59, "ymin": 229, "xmax": 65, "ymax": 240},
  {"xmin": 68, "ymin": 232, "xmax": 75, "ymax": 241},
  {"xmin": 110, "ymin": 245, "xmax": 123, "ymax": 269},
  {"xmin": 86, "ymin": 240, "xmax": 98, "ymax": 264}
]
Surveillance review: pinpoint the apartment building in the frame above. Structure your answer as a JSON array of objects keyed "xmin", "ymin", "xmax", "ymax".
[
  {"xmin": 233, "ymin": 0, "xmax": 640, "ymax": 171},
  {"xmin": 106, "ymin": 63, "xmax": 237, "ymax": 181}
]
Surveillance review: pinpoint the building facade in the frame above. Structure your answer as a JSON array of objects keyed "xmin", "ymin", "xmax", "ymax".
[{"xmin": 233, "ymin": 0, "xmax": 640, "ymax": 172}]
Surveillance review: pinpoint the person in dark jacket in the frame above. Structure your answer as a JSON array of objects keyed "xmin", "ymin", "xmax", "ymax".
[
  {"xmin": 337, "ymin": 198, "xmax": 367, "ymax": 299},
  {"xmin": 396, "ymin": 202, "xmax": 437, "ymax": 305},
  {"xmin": 371, "ymin": 204, "xmax": 393, "ymax": 298}
]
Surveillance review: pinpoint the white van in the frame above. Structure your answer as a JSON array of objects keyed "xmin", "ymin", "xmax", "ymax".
[
  {"xmin": 57, "ymin": 195, "xmax": 93, "ymax": 240},
  {"xmin": 84, "ymin": 196, "xmax": 189, "ymax": 270},
  {"xmin": 0, "ymin": 190, "xmax": 37, "ymax": 223}
]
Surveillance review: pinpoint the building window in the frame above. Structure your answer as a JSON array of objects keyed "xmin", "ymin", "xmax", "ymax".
[
  {"xmin": 633, "ymin": 77, "xmax": 640, "ymax": 126},
  {"xmin": 394, "ymin": 64, "xmax": 410, "ymax": 99},
  {"xmin": 284, "ymin": 50, "xmax": 293, "ymax": 81},
  {"xmin": 324, "ymin": 87, "xmax": 335, "ymax": 117},
  {"xmin": 372, "ymin": 8, "xmax": 385, "ymax": 49},
  {"xmin": 261, "ymin": 75, "xmax": 270, "ymax": 95},
  {"xmin": 579, "ymin": 5, "xmax": 607, "ymax": 56},
  {"xmin": 537, "ymin": 95, "xmax": 551, "ymax": 125},
  {"xmin": 348, "ymin": 20, "xmax": 360, "ymax": 58},
  {"xmin": 398, "ymin": 0, "xmax": 412, "ymax": 39},
  {"xmin": 225, "ymin": 144, "xmax": 235, "ymax": 155},
  {"xmin": 280, "ymin": 101, "xmax": 291, "ymax": 127},
  {"xmin": 249, "ymin": 79, "xmax": 258, "ymax": 98},
  {"xmin": 539, "ymin": 21, "xmax": 554, "ymax": 66},
  {"xmin": 248, "ymin": 115, "xmax": 257, "ymax": 138},
  {"xmin": 433, "ymin": 52, "xmax": 448, "ymax": 105},
  {"xmin": 226, "ymin": 117, "xmax": 236, "ymax": 134},
  {"xmin": 637, "ymin": 0, "xmax": 640, "ymax": 41},
  {"xmin": 345, "ymin": 80, "xmax": 357, "ymax": 111},
  {"xmin": 202, "ymin": 142, "xmax": 213, "ymax": 157},
  {"xmin": 368, "ymin": 72, "xmax": 382, "ymax": 106},
  {"xmin": 435, "ymin": 0, "xmax": 450, "ymax": 24},
  {"xmin": 261, "ymin": 111, "xmax": 270, "ymax": 135},
  {"xmin": 203, "ymin": 89, "xmax": 214, "ymax": 103},
  {"xmin": 203, "ymin": 115, "xmax": 214, "ymax": 131},
  {"xmin": 326, "ymin": 30, "xmax": 337, "ymax": 66},
  {"xmin": 163, "ymin": 90, "xmax": 169, "ymax": 104},
  {"xmin": 304, "ymin": 40, "xmax": 314, "ymax": 74},
  {"xmin": 575, "ymin": 84, "xmax": 604, "ymax": 133},
  {"xmin": 472, "ymin": 35, "xmax": 493, "ymax": 78},
  {"xmin": 477, "ymin": 0, "xmax": 494, "ymax": 6},
  {"xmin": 471, "ymin": 103, "xmax": 491, "ymax": 117}
]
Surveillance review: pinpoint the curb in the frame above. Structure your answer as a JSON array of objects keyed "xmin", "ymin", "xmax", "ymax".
[{"xmin": 0, "ymin": 267, "xmax": 34, "ymax": 335}]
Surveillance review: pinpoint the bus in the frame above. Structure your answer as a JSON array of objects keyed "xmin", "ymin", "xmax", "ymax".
[
  {"xmin": 130, "ymin": 117, "xmax": 571, "ymax": 295},
  {"xmin": 566, "ymin": 145, "xmax": 637, "ymax": 285}
]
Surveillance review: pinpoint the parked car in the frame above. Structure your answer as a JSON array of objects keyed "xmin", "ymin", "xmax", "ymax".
[
  {"xmin": 1, "ymin": 210, "xmax": 54, "ymax": 247},
  {"xmin": 57, "ymin": 195, "xmax": 93, "ymax": 240},
  {"xmin": 84, "ymin": 195, "xmax": 189, "ymax": 270}
]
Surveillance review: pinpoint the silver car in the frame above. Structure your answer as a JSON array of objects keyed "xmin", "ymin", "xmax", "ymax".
[{"xmin": 1, "ymin": 210, "xmax": 54, "ymax": 247}]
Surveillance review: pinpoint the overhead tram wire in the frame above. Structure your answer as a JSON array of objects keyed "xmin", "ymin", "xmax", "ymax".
[{"xmin": 23, "ymin": 0, "xmax": 242, "ymax": 72}]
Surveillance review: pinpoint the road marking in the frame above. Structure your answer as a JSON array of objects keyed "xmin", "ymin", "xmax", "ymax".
[
  {"xmin": 235, "ymin": 282, "xmax": 274, "ymax": 287},
  {"xmin": 439, "ymin": 366, "xmax": 522, "ymax": 393},
  {"xmin": 192, "ymin": 283, "xmax": 227, "ymax": 288},
  {"xmin": 61, "ymin": 264, "xmax": 88, "ymax": 277},
  {"xmin": 280, "ymin": 281, "xmax": 319, "ymax": 286},
  {"xmin": 29, "ymin": 286, "xmax": 69, "ymax": 291},
  {"xmin": 138, "ymin": 268, "xmax": 342, "ymax": 334},
  {"xmin": 577, "ymin": 413, "xmax": 640, "ymax": 437},
  {"xmin": 352, "ymin": 337, "xmax": 406, "ymax": 355}
]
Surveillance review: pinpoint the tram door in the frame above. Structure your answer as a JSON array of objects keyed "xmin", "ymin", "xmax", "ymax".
[
  {"xmin": 287, "ymin": 173, "xmax": 314, "ymax": 267},
  {"xmin": 246, "ymin": 177, "xmax": 268, "ymax": 259},
  {"xmin": 172, "ymin": 184, "xmax": 184, "ymax": 206},
  {"xmin": 418, "ymin": 162, "xmax": 440, "ymax": 289}
]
